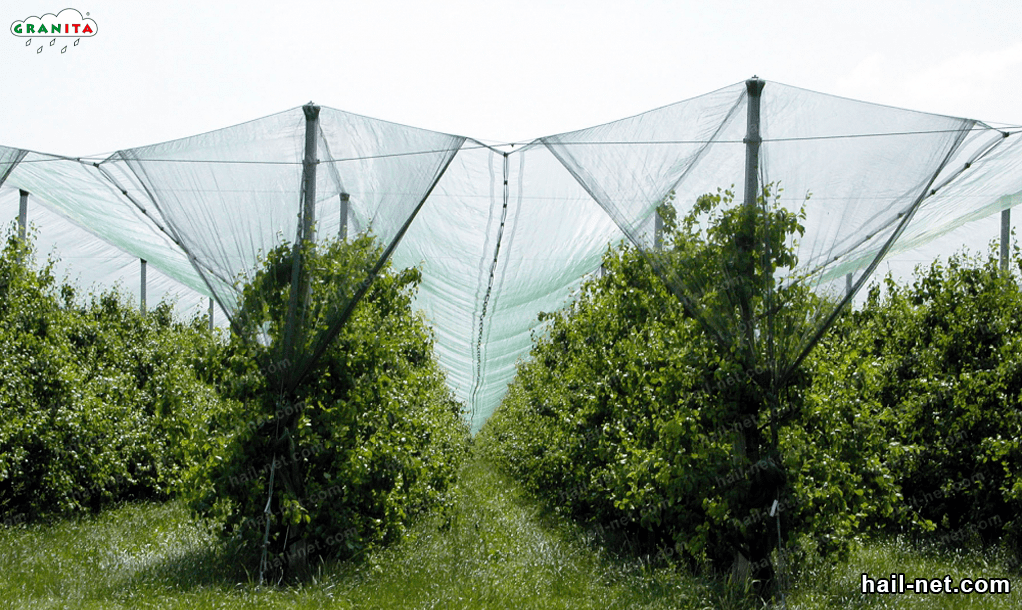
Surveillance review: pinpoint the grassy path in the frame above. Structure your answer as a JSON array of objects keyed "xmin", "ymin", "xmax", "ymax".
[
  {"xmin": 0, "ymin": 452, "xmax": 715, "ymax": 609},
  {"xmin": 1, "ymin": 450, "xmax": 1017, "ymax": 609}
]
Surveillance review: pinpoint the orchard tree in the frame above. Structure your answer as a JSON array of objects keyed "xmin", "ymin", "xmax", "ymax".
[{"xmin": 481, "ymin": 184, "xmax": 826, "ymax": 597}]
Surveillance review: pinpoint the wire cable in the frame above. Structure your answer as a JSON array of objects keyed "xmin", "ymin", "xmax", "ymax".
[{"xmin": 10, "ymin": 126, "xmax": 1014, "ymax": 167}]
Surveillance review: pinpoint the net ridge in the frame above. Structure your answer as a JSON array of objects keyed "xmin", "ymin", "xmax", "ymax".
[{"xmin": 0, "ymin": 79, "xmax": 1020, "ymax": 430}]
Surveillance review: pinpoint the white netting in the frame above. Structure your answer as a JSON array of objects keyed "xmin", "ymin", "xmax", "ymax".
[{"xmin": 1, "ymin": 80, "xmax": 1019, "ymax": 430}]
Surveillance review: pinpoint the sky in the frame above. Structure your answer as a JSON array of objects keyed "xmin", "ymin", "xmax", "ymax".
[{"xmin": 1, "ymin": 0, "xmax": 1021, "ymax": 157}]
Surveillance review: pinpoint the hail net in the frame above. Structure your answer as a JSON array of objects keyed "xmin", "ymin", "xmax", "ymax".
[{"xmin": 1, "ymin": 80, "xmax": 1020, "ymax": 430}]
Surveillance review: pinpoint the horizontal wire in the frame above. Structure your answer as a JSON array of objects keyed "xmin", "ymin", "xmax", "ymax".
[
  {"xmin": 10, "ymin": 127, "xmax": 1013, "ymax": 167},
  {"xmin": 15, "ymin": 141, "xmax": 494, "ymax": 166},
  {"xmin": 551, "ymin": 128, "xmax": 1001, "ymax": 145}
]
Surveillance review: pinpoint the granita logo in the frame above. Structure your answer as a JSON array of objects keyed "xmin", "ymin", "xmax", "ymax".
[{"xmin": 10, "ymin": 8, "xmax": 97, "ymax": 54}]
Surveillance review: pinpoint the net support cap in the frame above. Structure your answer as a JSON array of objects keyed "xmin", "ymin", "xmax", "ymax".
[{"xmin": 746, "ymin": 76, "xmax": 765, "ymax": 98}]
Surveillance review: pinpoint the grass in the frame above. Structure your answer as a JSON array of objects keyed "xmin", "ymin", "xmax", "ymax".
[
  {"xmin": 0, "ymin": 450, "xmax": 1016, "ymax": 609},
  {"xmin": 787, "ymin": 537, "xmax": 1018, "ymax": 609},
  {"xmin": 0, "ymin": 451, "xmax": 724, "ymax": 609}
]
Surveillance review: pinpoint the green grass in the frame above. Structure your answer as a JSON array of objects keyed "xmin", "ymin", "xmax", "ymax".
[
  {"xmin": 0, "ymin": 452, "xmax": 724, "ymax": 609},
  {"xmin": 787, "ymin": 537, "xmax": 1017, "ymax": 609},
  {"xmin": 0, "ymin": 450, "xmax": 1016, "ymax": 609}
]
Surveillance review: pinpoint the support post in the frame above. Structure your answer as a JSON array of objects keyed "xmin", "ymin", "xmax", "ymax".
[
  {"xmin": 140, "ymin": 259, "xmax": 147, "ymax": 314},
  {"xmin": 274, "ymin": 102, "xmax": 319, "ymax": 580},
  {"xmin": 739, "ymin": 77, "xmax": 765, "ymax": 355},
  {"xmin": 281, "ymin": 104, "xmax": 320, "ymax": 366},
  {"xmin": 18, "ymin": 189, "xmax": 28, "ymax": 241},
  {"xmin": 339, "ymin": 192, "xmax": 349, "ymax": 240},
  {"xmin": 654, "ymin": 208, "xmax": 663, "ymax": 251},
  {"xmin": 846, "ymin": 272, "xmax": 853, "ymax": 297},
  {"xmin": 208, "ymin": 297, "xmax": 214, "ymax": 331},
  {"xmin": 1001, "ymin": 208, "xmax": 1010, "ymax": 271},
  {"xmin": 739, "ymin": 75, "xmax": 780, "ymax": 594},
  {"xmin": 743, "ymin": 77, "xmax": 765, "ymax": 209},
  {"xmin": 302, "ymin": 103, "xmax": 320, "ymax": 245}
]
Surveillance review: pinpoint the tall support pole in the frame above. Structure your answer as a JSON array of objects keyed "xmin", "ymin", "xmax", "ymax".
[
  {"xmin": 281, "ymin": 104, "xmax": 321, "ymax": 368},
  {"xmin": 302, "ymin": 103, "xmax": 320, "ymax": 245},
  {"xmin": 846, "ymin": 272, "xmax": 853, "ymax": 297},
  {"xmin": 140, "ymin": 259, "xmax": 147, "ymax": 314},
  {"xmin": 18, "ymin": 189, "xmax": 28, "ymax": 241},
  {"xmin": 339, "ymin": 192, "xmax": 350, "ymax": 240},
  {"xmin": 1001, "ymin": 208, "xmax": 1010, "ymax": 271},
  {"xmin": 272, "ymin": 102, "xmax": 319, "ymax": 581},
  {"xmin": 654, "ymin": 208, "xmax": 663, "ymax": 251},
  {"xmin": 294, "ymin": 102, "xmax": 320, "ymax": 340},
  {"xmin": 740, "ymin": 77, "xmax": 765, "ymax": 359},
  {"xmin": 743, "ymin": 78, "xmax": 765, "ymax": 208},
  {"xmin": 17, "ymin": 190, "xmax": 28, "ymax": 265},
  {"xmin": 740, "ymin": 75, "xmax": 784, "ymax": 597},
  {"xmin": 208, "ymin": 297, "xmax": 214, "ymax": 331}
]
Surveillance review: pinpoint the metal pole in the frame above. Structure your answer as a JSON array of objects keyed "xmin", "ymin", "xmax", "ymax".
[
  {"xmin": 208, "ymin": 297, "xmax": 214, "ymax": 331},
  {"xmin": 339, "ymin": 192, "xmax": 349, "ymax": 240},
  {"xmin": 302, "ymin": 103, "xmax": 320, "ymax": 245},
  {"xmin": 1001, "ymin": 208, "xmax": 1010, "ymax": 271},
  {"xmin": 140, "ymin": 259, "xmax": 147, "ymax": 314},
  {"xmin": 846, "ymin": 273, "xmax": 853, "ymax": 297},
  {"xmin": 18, "ymin": 189, "xmax": 28, "ymax": 241}
]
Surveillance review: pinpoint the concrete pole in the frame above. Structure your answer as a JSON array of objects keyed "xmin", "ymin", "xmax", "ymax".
[
  {"xmin": 299, "ymin": 103, "xmax": 321, "ymax": 323},
  {"xmin": 339, "ymin": 192, "xmax": 349, "ymax": 240},
  {"xmin": 281, "ymin": 104, "xmax": 320, "ymax": 365},
  {"xmin": 18, "ymin": 189, "xmax": 28, "ymax": 241},
  {"xmin": 654, "ymin": 209, "xmax": 663, "ymax": 251},
  {"xmin": 208, "ymin": 297, "xmax": 214, "ymax": 331},
  {"xmin": 743, "ymin": 77, "xmax": 766, "ymax": 209},
  {"xmin": 1001, "ymin": 208, "xmax": 1010, "ymax": 271},
  {"xmin": 742, "ymin": 76, "xmax": 780, "ymax": 595},
  {"xmin": 846, "ymin": 273, "xmax": 853, "ymax": 297},
  {"xmin": 739, "ymin": 77, "xmax": 765, "ymax": 355},
  {"xmin": 302, "ymin": 103, "xmax": 320, "ymax": 245},
  {"xmin": 140, "ymin": 259, "xmax": 147, "ymax": 314}
]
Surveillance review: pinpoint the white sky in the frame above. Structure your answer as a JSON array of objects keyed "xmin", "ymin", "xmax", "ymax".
[{"xmin": 1, "ymin": 0, "xmax": 1021, "ymax": 157}]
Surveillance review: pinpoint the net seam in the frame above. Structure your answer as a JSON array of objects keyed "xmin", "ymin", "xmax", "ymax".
[{"xmin": 471, "ymin": 152, "xmax": 510, "ymax": 416}]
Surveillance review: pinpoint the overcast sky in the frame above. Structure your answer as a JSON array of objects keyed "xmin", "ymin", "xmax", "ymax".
[{"xmin": 2, "ymin": 0, "xmax": 1021, "ymax": 157}]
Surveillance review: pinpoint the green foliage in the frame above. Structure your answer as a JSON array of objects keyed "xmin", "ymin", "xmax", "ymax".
[
  {"xmin": 478, "ymin": 187, "xmax": 859, "ymax": 581},
  {"xmin": 188, "ymin": 234, "xmax": 470, "ymax": 575},
  {"xmin": 479, "ymin": 186, "xmax": 1022, "ymax": 583},
  {"xmin": 0, "ymin": 228, "xmax": 230, "ymax": 523},
  {"xmin": 811, "ymin": 249, "xmax": 1022, "ymax": 556},
  {"xmin": 782, "ymin": 313, "xmax": 920, "ymax": 564},
  {"xmin": 654, "ymin": 187, "xmax": 814, "ymax": 365}
]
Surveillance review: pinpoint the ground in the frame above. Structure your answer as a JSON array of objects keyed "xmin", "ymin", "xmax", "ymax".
[{"xmin": 0, "ymin": 448, "xmax": 1015, "ymax": 609}]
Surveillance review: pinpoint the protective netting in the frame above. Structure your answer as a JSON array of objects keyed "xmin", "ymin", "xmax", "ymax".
[
  {"xmin": 0, "ymin": 183, "xmax": 222, "ymax": 321},
  {"xmin": 392, "ymin": 143, "xmax": 621, "ymax": 425},
  {"xmin": 543, "ymin": 81, "xmax": 999, "ymax": 389},
  {"xmin": 2, "ymin": 80, "xmax": 1020, "ymax": 430}
]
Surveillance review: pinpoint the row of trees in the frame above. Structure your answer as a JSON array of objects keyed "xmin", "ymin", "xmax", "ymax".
[
  {"xmin": 0, "ymin": 230, "xmax": 229, "ymax": 520},
  {"xmin": 187, "ymin": 235, "xmax": 471, "ymax": 580},
  {"xmin": 478, "ymin": 189, "xmax": 819, "ymax": 595},
  {"xmin": 6, "ymin": 182, "xmax": 1021, "ymax": 591},
  {"xmin": 478, "ymin": 189, "xmax": 1022, "ymax": 596},
  {"xmin": 0, "ymin": 226, "xmax": 471, "ymax": 582}
]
